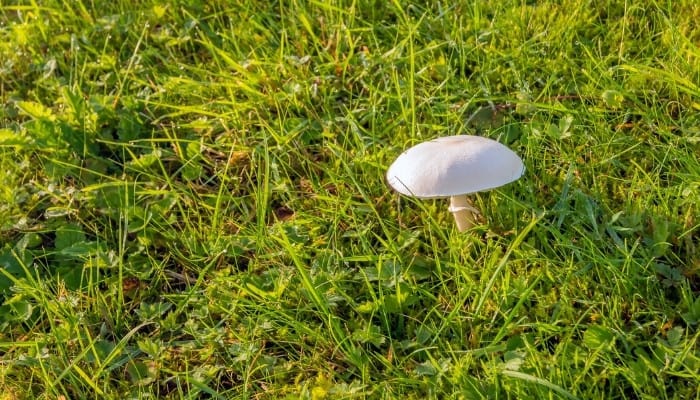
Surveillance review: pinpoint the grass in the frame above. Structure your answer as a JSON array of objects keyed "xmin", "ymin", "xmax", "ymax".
[{"xmin": 1, "ymin": 0, "xmax": 699, "ymax": 398}]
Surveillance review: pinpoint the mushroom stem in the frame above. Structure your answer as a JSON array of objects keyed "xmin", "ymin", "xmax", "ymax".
[{"xmin": 448, "ymin": 195, "xmax": 480, "ymax": 232}]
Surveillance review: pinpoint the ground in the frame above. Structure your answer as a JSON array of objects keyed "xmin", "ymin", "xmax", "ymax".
[{"xmin": 0, "ymin": 1, "xmax": 699, "ymax": 399}]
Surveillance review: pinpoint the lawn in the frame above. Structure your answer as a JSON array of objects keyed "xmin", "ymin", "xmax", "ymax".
[{"xmin": 1, "ymin": 0, "xmax": 699, "ymax": 398}]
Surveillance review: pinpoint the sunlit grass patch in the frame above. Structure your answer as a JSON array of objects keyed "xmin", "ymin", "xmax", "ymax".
[{"xmin": 1, "ymin": 0, "xmax": 699, "ymax": 398}]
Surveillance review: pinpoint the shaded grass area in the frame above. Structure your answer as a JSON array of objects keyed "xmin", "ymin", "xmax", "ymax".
[{"xmin": 1, "ymin": 0, "xmax": 699, "ymax": 398}]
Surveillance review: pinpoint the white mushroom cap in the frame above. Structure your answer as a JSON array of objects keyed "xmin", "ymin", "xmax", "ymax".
[{"xmin": 386, "ymin": 135, "xmax": 524, "ymax": 198}]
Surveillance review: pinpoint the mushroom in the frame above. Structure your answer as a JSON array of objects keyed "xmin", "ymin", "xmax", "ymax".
[{"xmin": 386, "ymin": 135, "xmax": 524, "ymax": 231}]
